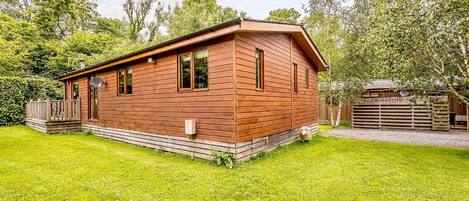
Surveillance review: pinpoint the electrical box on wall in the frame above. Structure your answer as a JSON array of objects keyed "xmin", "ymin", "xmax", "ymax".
[{"xmin": 185, "ymin": 120, "xmax": 197, "ymax": 135}]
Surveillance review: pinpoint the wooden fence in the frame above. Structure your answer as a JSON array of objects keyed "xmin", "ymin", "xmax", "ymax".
[
  {"xmin": 351, "ymin": 97, "xmax": 443, "ymax": 130},
  {"xmin": 25, "ymin": 100, "xmax": 80, "ymax": 122}
]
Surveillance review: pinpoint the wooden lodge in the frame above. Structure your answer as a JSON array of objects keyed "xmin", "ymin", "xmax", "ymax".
[{"xmin": 25, "ymin": 18, "xmax": 328, "ymax": 162}]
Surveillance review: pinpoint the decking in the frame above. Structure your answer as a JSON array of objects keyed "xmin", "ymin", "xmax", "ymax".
[{"xmin": 25, "ymin": 100, "xmax": 81, "ymax": 133}]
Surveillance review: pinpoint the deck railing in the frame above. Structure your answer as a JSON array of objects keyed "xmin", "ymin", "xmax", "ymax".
[{"xmin": 25, "ymin": 99, "xmax": 80, "ymax": 122}]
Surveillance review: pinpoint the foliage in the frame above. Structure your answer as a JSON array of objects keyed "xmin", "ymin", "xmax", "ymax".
[
  {"xmin": 0, "ymin": 76, "xmax": 62, "ymax": 126},
  {"xmin": 211, "ymin": 149, "xmax": 235, "ymax": 169},
  {"xmin": 92, "ymin": 17, "xmax": 127, "ymax": 37},
  {"xmin": 33, "ymin": 0, "xmax": 98, "ymax": 39},
  {"xmin": 168, "ymin": 0, "xmax": 246, "ymax": 37},
  {"xmin": 363, "ymin": 0, "xmax": 469, "ymax": 105},
  {"xmin": 123, "ymin": 0, "xmax": 155, "ymax": 41},
  {"xmin": 0, "ymin": 126, "xmax": 467, "ymax": 200},
  {"xmin": 0, "ymin": 14, "xmax": 41, "ymax": 77},
  {"xmin": 303, "ymin": 0, "xmax": 371, "ymax": 127},
  {"xmin": 146, "ymin": 2, "xmax": 171, "ymax": 42},
  {"xmin": 265, "ymin": 8, "xmax": 301, "ymax": 24}
]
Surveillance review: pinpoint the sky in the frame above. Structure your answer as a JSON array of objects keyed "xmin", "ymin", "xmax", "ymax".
[{"xmin": 97, "ymin": 0, "xmax": 310, "ymax": 21}]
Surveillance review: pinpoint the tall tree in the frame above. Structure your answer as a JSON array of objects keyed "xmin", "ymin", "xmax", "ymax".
[
  {"xmin": 304, "ymin": 0, "xmax": 371, "ymax": 127},
  {"xmin": 0, "ymin": 0, "xmax": 34, "ymax": 21},
  {"xmin": 363, "ymin": 0, "xmax": 469, "ymax": 105},
  {"xmin": 33, "ymin": 0, "xmax": 98, "ymax": 39},
  {"xmin": 168, "ymin": 0, "xmax": 245, "ymax": 37},
  {"xmin": 146, "ymin": 1, "xmax": 170, "ymax": 42},
  {"xmin": 123, "ymin": 0, "xmax": 155, "ymax": 41},
  {"xmin": 265, "ymin": 8, "xmax": 301, "ymax": 24}
]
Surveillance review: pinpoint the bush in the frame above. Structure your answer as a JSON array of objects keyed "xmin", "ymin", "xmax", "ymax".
[
  {"xmin": 0, "ymin": 76, "xmax": 62, "ymax": 126},
  {"xmin": 212, "ymin": 150, "xmax": 236, "ymax": 169}
]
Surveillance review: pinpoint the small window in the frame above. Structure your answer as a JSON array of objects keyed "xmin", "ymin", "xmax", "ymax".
[
  {"xmin": 255, "ymin": 49, "xmax": 264, "ymax": 89},
  {"xmin": 118, "ymin": 66, "xmax": 132, "ymax": 95},
  {"xmin": 293, "ymin": 63, "xmax": 298, "ymax": 93},
  {"xmin": 194, "ymin": 49, "xmax": 208, "ymax": 89},
  {"xmin": 305, "ymin": 68, "xmax": 309, "ymax": 89},
  {"xmin": 73, "ymin": 82, "xmax": 79, "ymax": 99},
  {"xmin": 179, "ymin": 53, "xmax": 192, "ymax": 89},
  {"xmin": 126, "ymin": 68, "xmax": 132, "ymax": 94}
]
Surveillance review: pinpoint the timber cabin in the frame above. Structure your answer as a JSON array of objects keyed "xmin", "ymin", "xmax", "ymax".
[{"xmin": 25, "ymin": 18, "xmax": 328, "ymax": 161}]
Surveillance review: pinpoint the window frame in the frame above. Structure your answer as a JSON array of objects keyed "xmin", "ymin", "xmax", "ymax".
[
  {"xmin": 255, "ymin": 49, "xmax": 264, "ymax": 90},
  {"xmin": 293, "ymin": 63, "xmax": 298, "ymax": 94},
  {"xmin": 117, "ymin": 66, "xmax": 133, "ymax": 96},
  {"xmin": 88, "ymin": 75, "xmax": 99, "ymax": 120},
  {"xmin": 305, "ymin": 67, "xmax": 309, "ymax": 89},
  {"xmin": 177, "ymin": 47, "xmax": 209, "ymax": 91}
]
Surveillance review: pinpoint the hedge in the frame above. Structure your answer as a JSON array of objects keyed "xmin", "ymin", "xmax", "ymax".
[{"xmin": 0, "ymin": 76, "xmax": 62, "ymax": 126}]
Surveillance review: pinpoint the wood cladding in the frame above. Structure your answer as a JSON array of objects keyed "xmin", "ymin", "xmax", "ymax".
[
  {"xmin": 234, "ymin": 32, "xmax": 318, "ymax": 142},
  {"xmin": 64, "ymin": 33, "xmax": 319, "ymax": 144}
]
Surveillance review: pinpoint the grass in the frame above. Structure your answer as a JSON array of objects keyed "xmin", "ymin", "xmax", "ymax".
[{"xmin": 0, "ymin": 125, "xmax": 468, "ymax": 201}]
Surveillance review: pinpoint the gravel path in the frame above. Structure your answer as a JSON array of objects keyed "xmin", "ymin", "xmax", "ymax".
[{"xmin": 325, "ymin": 128, "xmax": 469, "ymax": 148}]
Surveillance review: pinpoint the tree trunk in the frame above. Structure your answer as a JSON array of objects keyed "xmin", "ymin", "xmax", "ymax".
[
  {"xmin": 335, "ymin": 101, "xmax": 343, "ymax": 128},
  {"xmin": 329, "ymin": 106, "xmax": 335, "ymax": 128}
]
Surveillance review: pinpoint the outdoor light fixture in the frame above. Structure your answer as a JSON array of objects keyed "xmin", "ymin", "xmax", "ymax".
[{"xmin": 147, "ymin": 57, "xmax": 156, "ymax": 64}]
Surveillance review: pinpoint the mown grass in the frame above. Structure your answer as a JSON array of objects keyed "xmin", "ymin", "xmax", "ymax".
[{"xmin": 0, "ymin": 125, "xmax": 467, "ymax": 200}]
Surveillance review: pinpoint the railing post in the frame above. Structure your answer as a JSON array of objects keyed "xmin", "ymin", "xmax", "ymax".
[{"xmin": 46, "ymin": 99, "xmax": 51, "ymax": 122}]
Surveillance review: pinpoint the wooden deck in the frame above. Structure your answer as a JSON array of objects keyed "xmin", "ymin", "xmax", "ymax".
[{"xmin": 25, "ymin": 100, "xmax": 81, "ymax": 134}]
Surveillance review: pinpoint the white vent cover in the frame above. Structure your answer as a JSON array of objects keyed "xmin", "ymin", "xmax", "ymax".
[{"xmin": 185, "ymin": 120, "xmax": 196, "ymax": 135}]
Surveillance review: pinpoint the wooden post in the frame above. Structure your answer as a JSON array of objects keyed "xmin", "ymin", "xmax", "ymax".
[{"xmin": 46, "ymin": 99, "xmax": 51, "ymax": 122}]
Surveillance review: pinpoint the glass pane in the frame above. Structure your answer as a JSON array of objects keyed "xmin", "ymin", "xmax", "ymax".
[
  {"xmin": 255, "ymin": 49, "xmax": 263, "ymax": 89},
  {"xmin": 194, "ymin": 49, "xmax": 208, "ymax": 89},
  {"xmin": 73, "ymin": 83, "xmax": 79, "ymax": 99},
  {"xmin": 180, "ymin": 54, "xmax": 191, "ymax": 88},
  {"xmin": 126, "ymin": 67, "xmax": 132, "ymax": 94},
  {"xmin": 118, "ymin": 69, "xmax": 125, "ymax": 94},
  {"xmin": 293, "ymin": 64, "xmax": 298, "ymax": 93}
]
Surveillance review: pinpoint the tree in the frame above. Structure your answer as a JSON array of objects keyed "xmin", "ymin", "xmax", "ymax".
[
  {"xmin": 146, "ymin": 2, "xmax": 171, "ymax": 42},
  {"xmin": 0, "ymin": 14, "xmax": 41, "ymax": 76},
  {"xmin": 0, "ymin": 0, "xmax": 34, "ymax": 21},
  {"xmin": 168, "ymin": 0, "xmax": 245, "ymax": 37},
  {"xmin": 363, "ymin": 0, "xmax": 468, "ymax": 105},
  {"xmin": 304, "ymin": 0, "xmax": 372, "ymax": 127},
  {"xmin": 265, "ymin": 8, "xmax": 301, "ymax": 24},
  {"xmin": 123, "ymin": 0, "xmax": 155, "ymax": 41},
  {"xmin": 92, "ymin": 17, "xmax": 127, "ymax": 38},
  {"xmin": 33, "ymin": 0, "xmax": 98, "ymax": 39}
]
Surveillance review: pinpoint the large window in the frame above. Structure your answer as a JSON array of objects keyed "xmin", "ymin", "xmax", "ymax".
[
  {"xmin": 255, "ymin": 49, "xmax": 264, "ymax": 90},
  {"xmin": 118, "ymin": 66, "xmax": 132, "ymax": 95},
  {"xmin": 73, "ymin": 82, "xmax": 79, "ymax": 99},
  {"xmin": 293, "ymin": 63, "xmax": 298, "ymax": 93},
  {"xmin": 178, "ymin": 49, "xmax": 208, "ymax": 90},
  {"xmin": 305, "ymin": 68, "xmax": 309, "ymax": 89}
]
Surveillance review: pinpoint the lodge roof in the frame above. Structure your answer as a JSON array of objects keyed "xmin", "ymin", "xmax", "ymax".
[{"xmin": 60, "ymin": 18, "xmax": 328, "ymax": 81}]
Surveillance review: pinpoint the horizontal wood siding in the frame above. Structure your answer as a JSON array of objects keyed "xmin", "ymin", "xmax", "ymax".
[
  {"xmin": 291, "ymin": 39, "xmax": 318, "ymax": 128},
  {"xmin": 70, "ymin": 37, "xmax": 236, "ymax": 143},
  {"xmin": 234, "ymin": 32, "xmax": 319, "ymax": 142}
]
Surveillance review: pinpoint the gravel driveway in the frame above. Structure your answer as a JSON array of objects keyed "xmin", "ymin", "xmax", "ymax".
[{"xmin": 325, "ymin": 128, "xmax": 469, "ymax": 148}]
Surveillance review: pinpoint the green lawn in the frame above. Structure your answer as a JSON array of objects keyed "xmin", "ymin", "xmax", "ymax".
[{"xmin": 0, "ymin": 126, "xmax": 467, "ymax": 200}]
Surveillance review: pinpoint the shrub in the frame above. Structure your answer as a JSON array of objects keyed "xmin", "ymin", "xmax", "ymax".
[
  {"xmin": 211, "ymin": 150, "xmax": 236, "ymax": 169},
  {"xmin": 0, "ymin": 76, "xmax": 62, "ymax": 126}
]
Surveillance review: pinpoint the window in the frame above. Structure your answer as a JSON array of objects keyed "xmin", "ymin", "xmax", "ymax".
[
  {"xmin": 180, "ymin": 53, "xmax": 191, "ymax": 89},
  {"xmin": 305, "ymin": 68, "xmax": 309, "ymax": 89},
  {"xmin": 194, "ymin": 49, "xmax": 208, "ymax": 89},
  {"xmin": 178, "ymin": 48, "xmax": 209, "ymax": 90},
  {"xmin": 89, "ymin": 76, "xmax": 98, "ymax": 120},
  {"xmin": 293, "ymin": 63, "xmax": 298, "ymax": 93},
  {"xmin": 73, "ymin": 82, "xmax": 79, "ymax": 99},
  {"xmin": 118, "ymin": 66, "xmax": 132, "ymax": 95},
  {"xmin": 255, "ymin": 49, "xmax": 264, "ymax": 89}
]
